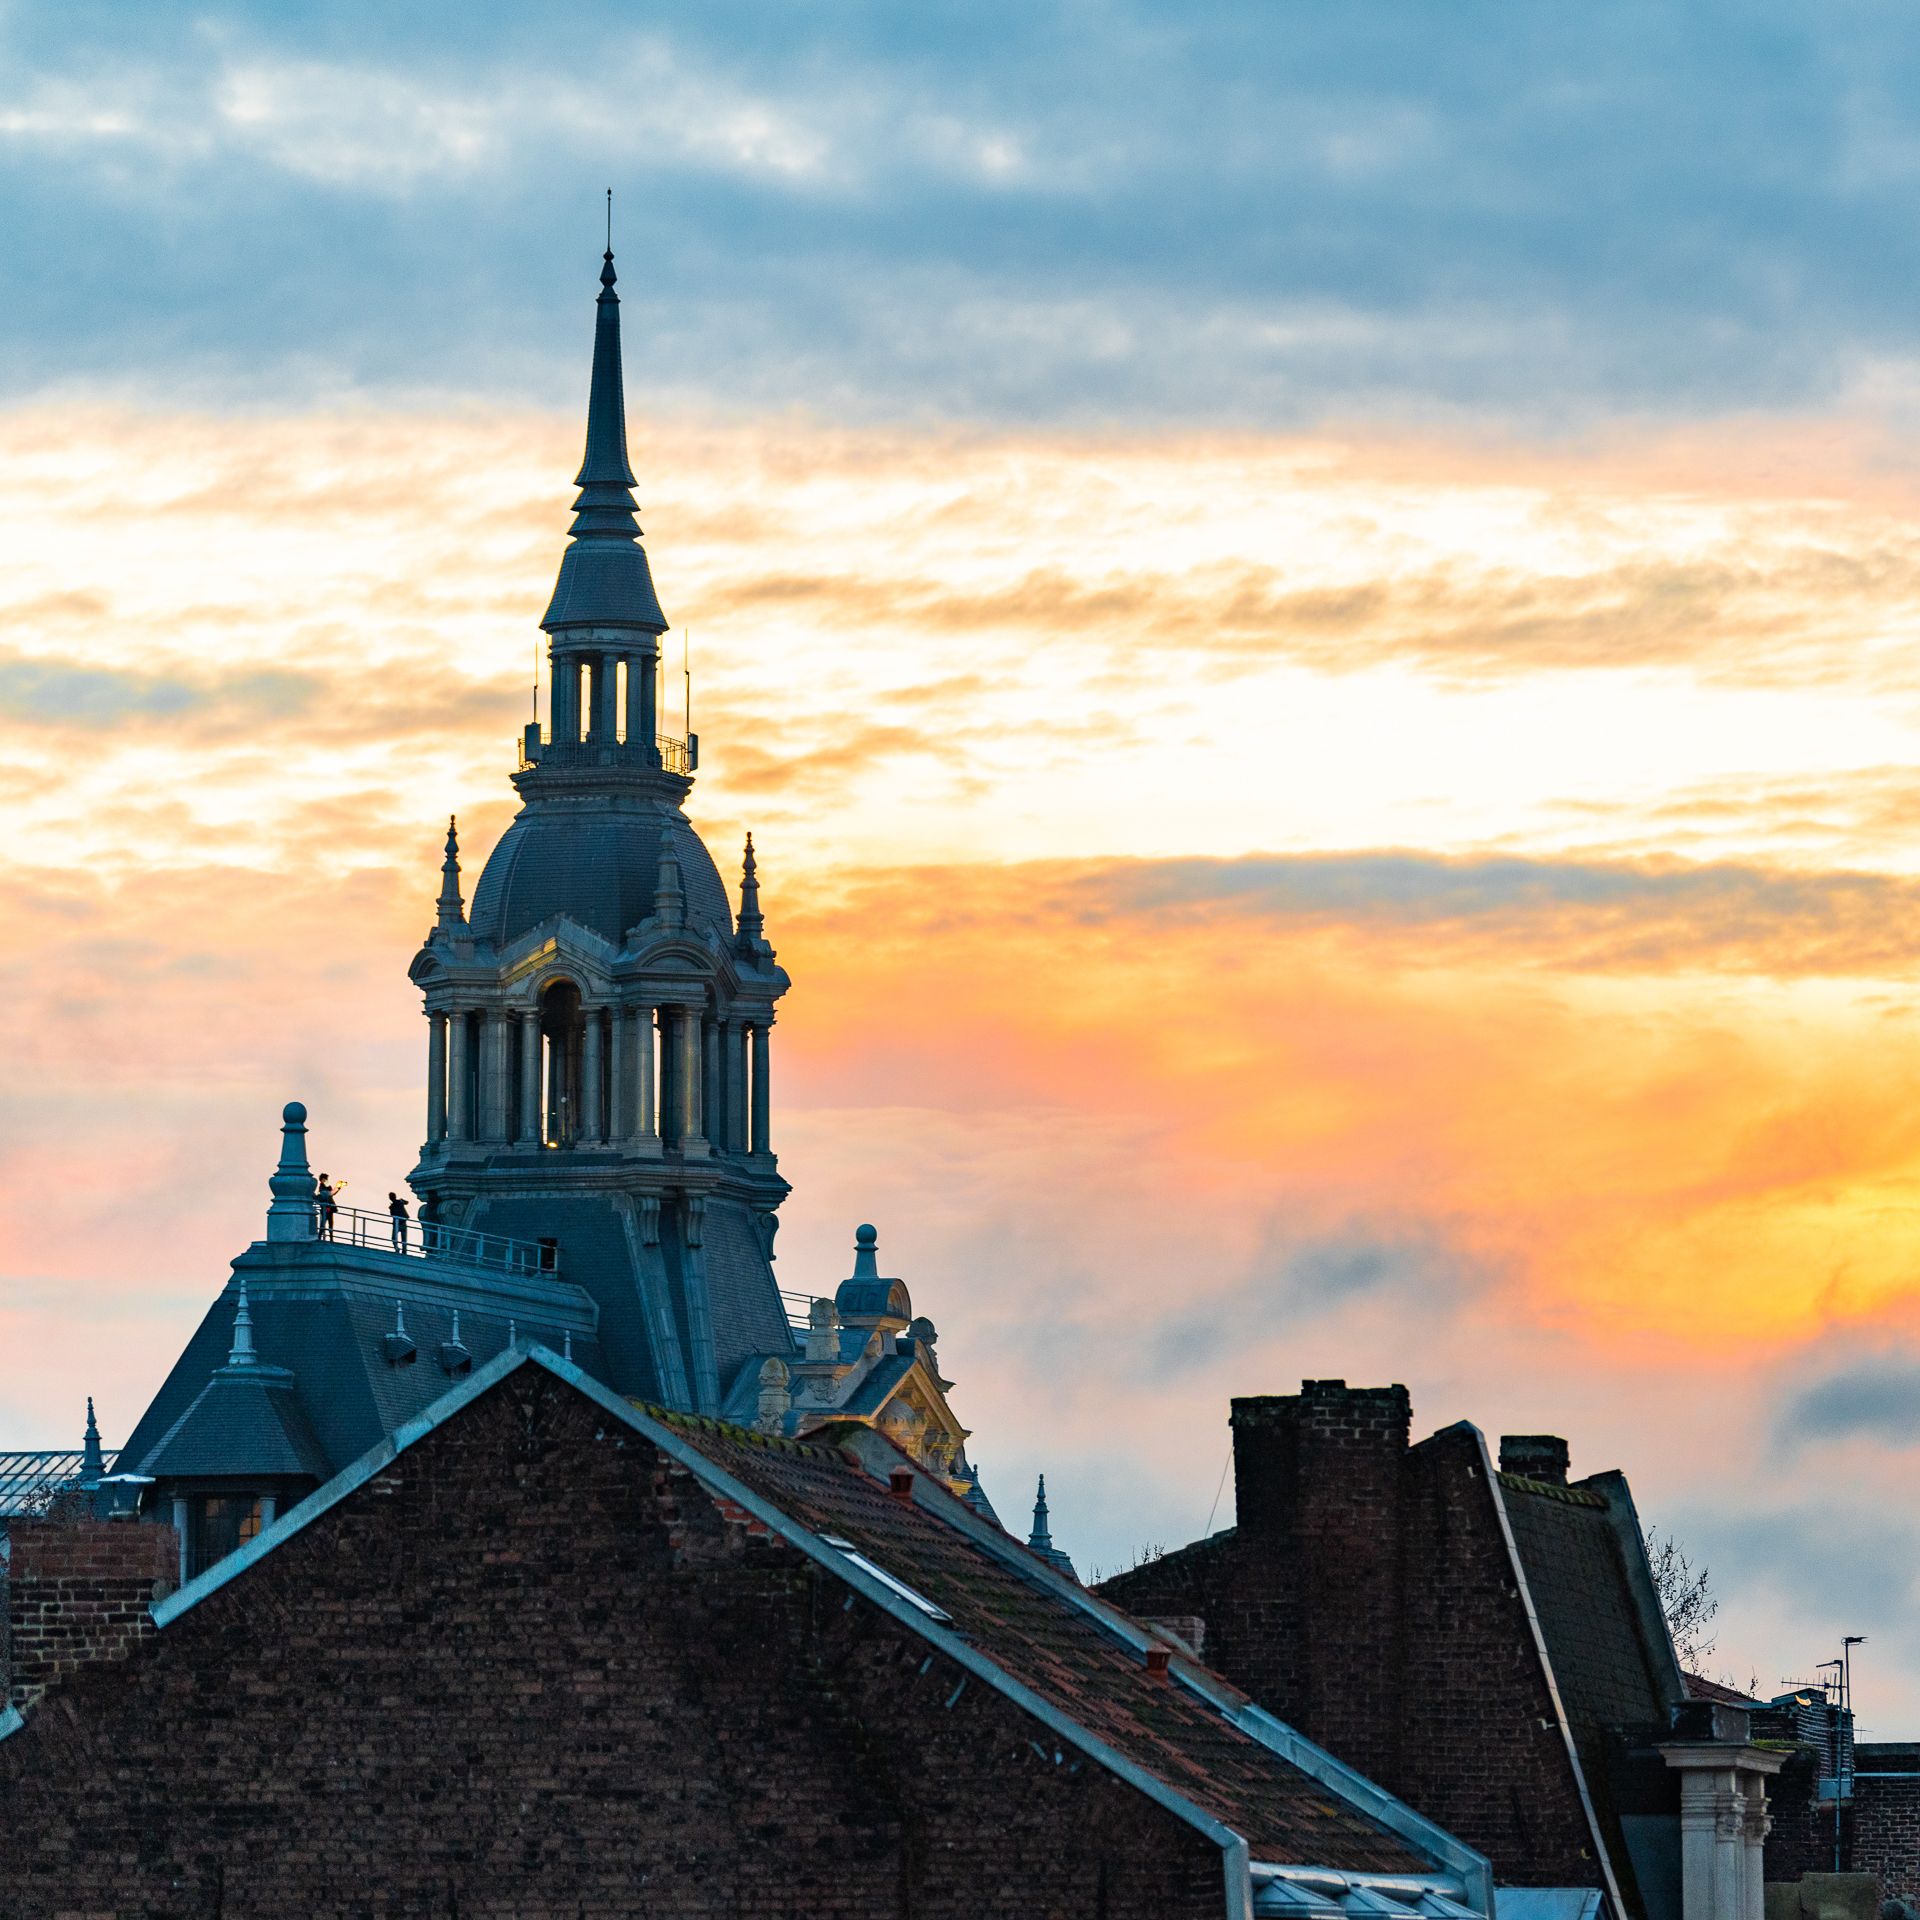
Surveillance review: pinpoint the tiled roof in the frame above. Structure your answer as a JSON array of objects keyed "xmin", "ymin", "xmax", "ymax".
[{"xmin": 656, "ymin": 1408, "xmax": 1435, "ymax": 1875}]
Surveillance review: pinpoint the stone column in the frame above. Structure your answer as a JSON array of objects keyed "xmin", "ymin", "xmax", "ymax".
[
  {"xmin": 518, "ymin": 1012, "xmax": 541, "ymax": 1144},
  {"xmin": 1665, "ymin": 1743, "xmax": 1785, "ymax": 1920},
  {"xmin": 172, "ymin": 1495, "xmax": 191, "ymax": 1586},
  {"xmin": 552, "ymin": 656, "xmax": 581, "ymax": 743},
  {"xmin": 703, "ymin": 1015, "xmax": 722, "ymax": 1147},
  {"xmin": 448, "ymin": 1010, "xmax": 471, "ymax": 1141},
  {"xmin": 588, "ymin": 653, "xmax": 616, "ymax": 742},
  {"xmin": 426, "ymin": 1011, "xmax": 447, "ymax": 1142},
  {"xmin": 482, "ymin": 1011, "xmax": 511, "ymax": 1140},
  {"xmin": 725, "ymin": 1019, "xmax": 749, "ymax": 1153},
  {"xmin": 625, "ymin": 643, "xmax": 657, "ymax": 760},
  {"xmin": 582, "ymin": 1008, "xmax": 604, "ymax": 1142},
  {"xmin": 625, "ymin": 645, "xmax": 657, "ymax": 753},
  {"xmin": 679, "ymin": 1006, "xmax": 702, "ymax": 1144},
  {"xmin": 751, "ymin": 1023, "xmax": 772, "ymax": 1155},
  {"xmin": 636, "ymin": 1004, "xmax": 657, "ymax": 1142}
]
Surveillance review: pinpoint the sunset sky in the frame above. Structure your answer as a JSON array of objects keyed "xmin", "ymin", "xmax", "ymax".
[{"xmin": 11, "ymin": 1, "xmax": 1920, "ymax": 1719}]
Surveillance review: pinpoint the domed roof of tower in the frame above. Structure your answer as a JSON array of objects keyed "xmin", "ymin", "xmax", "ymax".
[{"xmin": 468, "ymin": 808, "xmax": 732, "ymax": 949}]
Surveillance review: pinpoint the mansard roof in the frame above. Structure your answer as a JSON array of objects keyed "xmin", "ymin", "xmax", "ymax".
[
  {"xmin": 118, "ymin": 1242, "xmax": 606, "ymax": 1493},
  {"xmin": 124, "ymin": 1347, "xmax": 1489, "ymax": 1907}
]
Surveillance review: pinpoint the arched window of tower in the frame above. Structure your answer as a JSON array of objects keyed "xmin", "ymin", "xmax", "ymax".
[{"xmin": 539, "ymin": 980, "xmax": 584, "ymax": 1148}]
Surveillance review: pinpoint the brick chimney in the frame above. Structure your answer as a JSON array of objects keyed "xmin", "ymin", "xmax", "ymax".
[
  {"xmin": 2, "ymin": 1516, "xmax": 178, "ymax": 1711},
  {"xmin": 1499, "ymin": 1435, "xmax": 1570, "ymax": 1486},
  {"xmin": 1230, "ymin": 1381, "xmax": 1411, "ymax": 1783}
]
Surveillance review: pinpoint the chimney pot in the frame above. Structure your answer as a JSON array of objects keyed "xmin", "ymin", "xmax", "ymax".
[{"xmin": 1144, "ymin": 1646, "xmax": 1171, "ymax": 1683}]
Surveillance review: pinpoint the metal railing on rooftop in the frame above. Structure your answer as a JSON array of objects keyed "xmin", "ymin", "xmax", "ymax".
[
  {"xmin": 313, "ymin": 1204, "xmax": 558, "ymax": 1280},
  {"xmin": 517, "ymin": 732, "xmax": 697, "ymax": 775},
  {"xmin": 779, "ymin": 1288, "xmax": 817, "ymax": 1335}
]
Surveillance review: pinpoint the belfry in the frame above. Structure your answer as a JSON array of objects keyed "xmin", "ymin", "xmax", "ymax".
[
  {"xmin": 408, "ymin": 240, "xmax": 791, "ymax": 1414},
  {"xmin": 71, "ymin": 242, "xmax": 992, "ymax": 1579}
]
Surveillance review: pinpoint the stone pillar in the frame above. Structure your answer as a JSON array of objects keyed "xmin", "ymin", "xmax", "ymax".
[
  {"xmin": 751, "ymin": 1022, "xmax": 772, "ymax": 1155},
  {"xmin": 609, "ymin": 1006, "xmax": 631, "ymax": 1139},
  {"xmin": 679, "ymin": 1006, "xmax": 702, "ymax": 1145},
  {"xmin": 482, "ymin": 1011, "xmax": 511, "ymax": 1140},
  {"xmin": 625, "ymin": 643, "xmax": 656, "ymax": 760},
  {"xmin": 726, "ymin": 1019, "xmax": 749, "ymax": 1153},
  {"xmin": 588, "ymin": 653, "xmax": 616, "ymax": 742},
  {"xmin": 172, "ymin": 1495, "xmax": 190, "ymax": 1587},
  {"xmin": 447, "ymin": 1010, "xmax": 471, "ymax": 1141},
  {"xmin": 426, "ymin": 1011, "xmax": 447, "ymax": 1142},
  {"xmin": 625, "ymin": 645, "xmax": 657, "ymax": 753},
  {"xmin": 552, "ymin": 656, "xmax": 581, "ymax": 743},
  {"xmin": 518, "ymin": 1012, "xmax": 541, "ymax": 1144},
  {"xmin": 582, "ymin": 1008, "xmax": 604, "ymax": 1143},
  {"xmin": 703, "ymin": 1015, "xmax": 722, "ymax": 1148},
  {"xmin": 258, "ymin": 1493, "xmax": 277, "ymax": 1530},
  {"xmin": 1664, "ymin": 1742, "xmax": 1786, "ymax": 1920},
  {"xmin": 636, "ymin": 1004, "xmax": 657, "ymax": 1142}
]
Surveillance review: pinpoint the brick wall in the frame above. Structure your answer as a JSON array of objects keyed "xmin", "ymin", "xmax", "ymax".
[
  {"xmin": 1851, "ymin": 1777, "xmax": 1920, "ymax": 1904},
  {"xmin": 0, "ymin": 1372, "xmax": 1228, "ymax": 1917},
  {"xmin": 1099, "ymin": 1385, "xmax": 1603, "ymax": 1897},
  {"xmin": 1, "ymin": 1513, "xmax": 177, "ymax": 1710}
]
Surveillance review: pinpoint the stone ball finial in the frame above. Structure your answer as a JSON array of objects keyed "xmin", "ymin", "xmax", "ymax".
[
  {"xmin": 856, "ymin": 1223, "xmax": 877, "ymax": 1247},
  {"xmin": 283, "ymin": 1100, "xmax": 308, "ymax": 1124},
  {"xmin": 908, "ymin": 1315, "xmax": 938, "ymax": 1347}
]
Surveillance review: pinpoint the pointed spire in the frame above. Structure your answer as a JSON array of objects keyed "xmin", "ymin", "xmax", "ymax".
[
  {"xmin": 80, "ymin": 1396, "xmax": 105, "ymax": 1487},
  {"xmin": 436, "ymin": 816, "xmax": 465, "ymax": 930},
  {"xmin": 541, "ymin": 238, "xmax": 668, "ymax": 635},
  {"xmin": 735, "ymin": 832, "xmax": 766, "ymax": 950},
  {"xmin": 227, "ymin": 1275, "xmax": 259, "ymax": 1369},
  {"xmin": 653, "ymin": 826, "xmax": 685, "ymax": 931},
  {"xmin": 1029, "ymin": 1475, "xmax": 1054, "ymax": 1553}
]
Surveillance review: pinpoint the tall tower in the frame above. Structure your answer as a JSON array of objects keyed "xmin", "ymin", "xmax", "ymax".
[{"xmin": 408, "ymin": 244, "xmax": 792, "ymax": 1414}]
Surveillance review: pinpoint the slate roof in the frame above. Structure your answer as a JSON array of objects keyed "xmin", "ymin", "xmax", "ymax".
[
  {"xmin": 662, "ymin": 1410, "xmax": 1440, "ymax": 1875},
  {"xmin": 467, "ymin": 804, "xmax": 732, "ymax": 949},
  {"xmin": 119, "ymin": 1241, "xmax": 606, "ymax": 1492},
  {"xmin": 1497, "ymin": 1473, "xmax": 1679, "ymax": 1740},
  {"xmin": 133, "ymin": 1368, "xmax": 330, "ymax": 1483},
  {"xmin": 1682, "ymin": 1673, "xmax": 1761, "ymax": 1708}
]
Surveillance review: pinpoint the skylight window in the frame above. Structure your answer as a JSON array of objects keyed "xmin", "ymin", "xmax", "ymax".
[{"xmin": 820, "ymin": 1535, "xmax": 951, "ymax": 1621}]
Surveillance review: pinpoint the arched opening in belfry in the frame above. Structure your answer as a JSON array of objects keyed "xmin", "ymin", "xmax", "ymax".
[{"xmin": 540, "ymin": 979, "xmax": 584, "ymax": 1147}]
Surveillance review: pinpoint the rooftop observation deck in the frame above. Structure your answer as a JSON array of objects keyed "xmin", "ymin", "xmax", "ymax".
[
  {"xmin": 518, "ymin": 732, "xmax": 696, "ymax": 776},
  {"xmin": 310, "ymin": 1205, "xmax": 558, "ymax": 1281}
]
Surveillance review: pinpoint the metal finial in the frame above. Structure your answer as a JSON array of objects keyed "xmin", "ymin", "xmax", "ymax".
[
  {"xmin": 395, "ymin": 1300, "xmax": 407, "ymax": 1337},
  {"xmin": 606, "ymin": 186, "xmax": 612, "ymax": 253},
  {"xmin": 229, "ymin": 1275, "xmax": 258, "ymax": 1367}
]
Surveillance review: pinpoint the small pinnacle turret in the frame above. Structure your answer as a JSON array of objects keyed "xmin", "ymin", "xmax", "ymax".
[
  {"xmin": 735, "ymin": 833, "xmax": 772, "ymax": 957},
  {"xmin": 653, "ymin": 825, "xmax": 686, "ymax": 931},
  {"xmin": 228, "ymin": 1275, "xmax": 259, "ymax": 1368},
  {"xmin": 1029, "ymin": 1475, "xmax": 1054, "ymax": 1553},
  {"xmin": 1026, "ymin": 1473, "xmax": 1078, "ymax": 1580},
  {"xmin": 436, "ymin": 817, "xmax": 466, "ymax": 930},
  {"xmin": 80, "ymin": 1395, "xmax": 105, "ymax": 1487}
]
